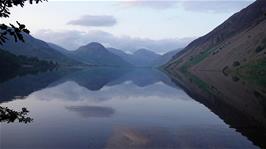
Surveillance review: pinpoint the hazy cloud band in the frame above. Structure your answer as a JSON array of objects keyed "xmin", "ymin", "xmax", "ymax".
[{"xmin": 68, "ymin": 15, "xmax": 117, "ymax": 27}]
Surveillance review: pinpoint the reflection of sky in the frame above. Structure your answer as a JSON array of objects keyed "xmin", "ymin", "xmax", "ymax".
[{"xmin": 0, "ymin": 69, "xmax": 258, "ymax": 149}]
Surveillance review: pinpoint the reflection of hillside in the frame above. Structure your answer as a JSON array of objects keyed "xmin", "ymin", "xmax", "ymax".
[
  {"xmin": 0, "ymin": 69, "xmax": 75, "ymax": 103},
  {"xmin": 53, "ymin": 68, "xmax": 131, "ymax": 91},
  {"xmin": 106, "ymin": 125, "xmax": 256, "ymax": 149},
  {"xmin": 0, "ymin": 68, "xmax": 179, "ymax": 104},
  {"xmin": 108, "ymin": 68, "xmax": 177, "ymax": 88},
  {"xmin": 165, "ymin": 69, "xmax": 266, "ymax": 148},
  {"xmin": 54, "ymin": 68, "xmax": 177, "ymax": 91}
]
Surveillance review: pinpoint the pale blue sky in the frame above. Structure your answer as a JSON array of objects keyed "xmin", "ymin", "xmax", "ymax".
[{"xmin": 2, "ymin": 0, "xmax": 255, "ymax": 53}]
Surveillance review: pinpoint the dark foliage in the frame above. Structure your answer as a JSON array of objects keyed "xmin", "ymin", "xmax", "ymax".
[
  {"xmin": 0, "ymin": 0, "xmax": 47, "ymax": 45},
  {"xmin": 0, "ymin": 106, "xmax": 33, "ymax": 123},
  {"xmin": 0, "ymin": 49, "xmax": 57, "ymax": 82}
]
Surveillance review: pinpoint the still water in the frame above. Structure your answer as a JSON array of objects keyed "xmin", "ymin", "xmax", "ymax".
[{"xmin": 0, "ymin": 68, "xmax": 265, "ymax": 149}]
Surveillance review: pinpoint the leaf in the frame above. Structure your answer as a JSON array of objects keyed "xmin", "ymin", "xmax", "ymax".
[{"xmin": 23, "ymin": 29, "xmax": 30, "ymax": 34}]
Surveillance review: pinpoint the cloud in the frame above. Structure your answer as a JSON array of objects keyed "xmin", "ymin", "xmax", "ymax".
[
  {"xmin": 120, "ymin": 0, "xmax": 253, "ymax": 13},
  {"xmin": 68, "ymin": 15, "xmax": 117, "ymax": 27},
  {"xmin": 124, "ymin": 1, "xmax": 177, "ymax": 9},
  {"xmin": 34, "ymin": 29, "xmax": 194, "ymax": 53},
  {"xmin": 181, "ymin": 0, "xmax": 254, "ymax": 13}
]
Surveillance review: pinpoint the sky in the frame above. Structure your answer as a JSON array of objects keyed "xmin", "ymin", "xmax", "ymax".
[{"xmin": 2, "ymin": 0, "xmax": 255, "ymax": 53}]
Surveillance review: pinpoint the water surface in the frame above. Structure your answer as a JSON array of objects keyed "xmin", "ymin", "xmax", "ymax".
[{"xmin": 0, "ymin": 68, "xmax": 264, "ymax": 149}]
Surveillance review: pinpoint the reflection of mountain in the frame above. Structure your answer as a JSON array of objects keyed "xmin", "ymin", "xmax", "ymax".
[
  {"xmin": 0, "ymin": 68, "xmax": 180, "ymax": 104},
  {"xmin": 106, "ymin": 125, "xmax": 255, "ymax": 149},
  {"xmin": 53, "ymin": 68, "xmax": 177, "ymax": 91},
  {"xmin": 0, "ymin": 69, "xmax": 75, "ymax": 103},
  {"xmin": 165, "ymin": 70, "xmax": 266, "ymax": 148},
  {"xmin": 53, "ymin": 68, "xmax": 131, "ymax": 91},
  {"xmin": 110, "ymin": 68, "xmax": 176, "ymax": 88}
]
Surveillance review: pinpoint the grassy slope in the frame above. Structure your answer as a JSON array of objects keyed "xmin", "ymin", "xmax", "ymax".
[{"xmin": 235, "ymin": 58, "xmax": 266, "ymax": 87}]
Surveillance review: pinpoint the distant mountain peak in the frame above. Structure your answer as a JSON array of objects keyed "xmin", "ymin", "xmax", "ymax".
[
  {"xmin": 134, "ymin": 49, "xmax": 158, "ymax": 55},
  {"xmin": 84, "ymin": 42, "xmax": 105, "ymax": 50},
  {"xmin": 73, "ymin": 42, "xmax": 132, "ymax": 66}
]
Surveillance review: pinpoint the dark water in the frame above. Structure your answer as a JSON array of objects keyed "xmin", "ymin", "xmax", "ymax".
[{"xmin": 0, "ymin": 68, "xmax": 265, "ymax": 149}]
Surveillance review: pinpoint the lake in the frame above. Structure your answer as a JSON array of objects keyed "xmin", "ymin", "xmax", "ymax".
[{"xmin": 0, "ymin": 68, "xmax": 265, "ymax": 149}]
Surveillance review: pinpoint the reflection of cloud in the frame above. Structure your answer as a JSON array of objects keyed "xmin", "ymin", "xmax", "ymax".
[
  {"xmin": 34, "ymin": 29, "xmax": 194, "ymax": 53},
  {"xmin": 68, "ymin": 15, "xmax": 117, "ymax": 27},
  {"xmin": 32, "ymin": 78, "xmax": 190, "ymax": 103},
  {"xmin": 29, "ymin": 68, "xmax": 190, "ymax": 103},
  {"xmin": 66, "ymin": 106, "xmax": 115, "ymax": 118}
]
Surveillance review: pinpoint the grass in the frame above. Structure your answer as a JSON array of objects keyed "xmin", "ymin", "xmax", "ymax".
[
  {"xmin": 179, "ymin": 46, "xmax": 219, "ymax": 72},
  {"xmin": 184, "ymin": 71, "xmax": 212, "ymax": 94},
  {"xmin": 235, "ymin": 58, "xmax": 266, "ymax": 87}
]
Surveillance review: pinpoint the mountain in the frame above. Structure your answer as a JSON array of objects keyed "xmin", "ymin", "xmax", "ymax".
[
  {"xmin": 131, "ymin": 49, "xmax": 161, "ymax": 66},
  {"xmin": 48, "ymin": 43, "xmax": 72, "ymax": 56},
  {"xmin": 107, "ymin": 48, "xmax": 131, "ymax": 61},
  {"xmin": 165, "ymin": 0, "xmax": 266, "ymax": 75},
  {"xmin": 73, "ymin": 42, "xmax": 132, "ymax": 67},
  {"xmin": 108, "ymin": 48, "xmax": 161, "ymax": 67},
  {"xmin": 48, "ymin": 43, "xmax": 80, "ymax": 61},
  {"xmin": 152, "ymin": 49, "xmax": 182, "ymax": 67},
  {"xmin": 0, "ymin": 34, "xmax": 81, "ymax": 66}
]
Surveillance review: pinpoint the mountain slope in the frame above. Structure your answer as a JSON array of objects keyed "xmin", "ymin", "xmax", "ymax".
[
  {"xmin": 48, "ymin": 42, "xmax": 80, "ymax": 61},
  {"xmin": 0, "ymin": 49, "xmax": 56, "ymax": 82},
  {"xmin": 108, "ymin": 48, "xmax": 161, "ymax": 67},
  {"xmin": 152, "ymin": 49, "xmax": 181, "ymax": 66},
  {"xmin": 0, "ymin": 34, "xmax": 81, "ymax": 66},
  {"xmin": 165, "ymin": 0, "xmax": 266, "ymax": 74},
  {"xmin": 73, "ymin": 42, "xmax": 132, "ymax": 67},
  {"xmin": 48, "ymin": 43, "xmax": 72, "ymax": 55},
  {"xmin": 131, "ymin": 49, "xmax": 160, "ymax": 66}
]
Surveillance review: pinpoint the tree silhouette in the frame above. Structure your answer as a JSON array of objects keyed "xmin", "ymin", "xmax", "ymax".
[
  {"xmin": 0, "ymin": 106, "xmax": 33, "ymax": 123},
  {"xmin": 0, "ymin": 0, "xmax": 47, "ymax": 45},
  {"xmin": 0, "ymin": 0, "xmax": 47, "ymax": 123}
]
